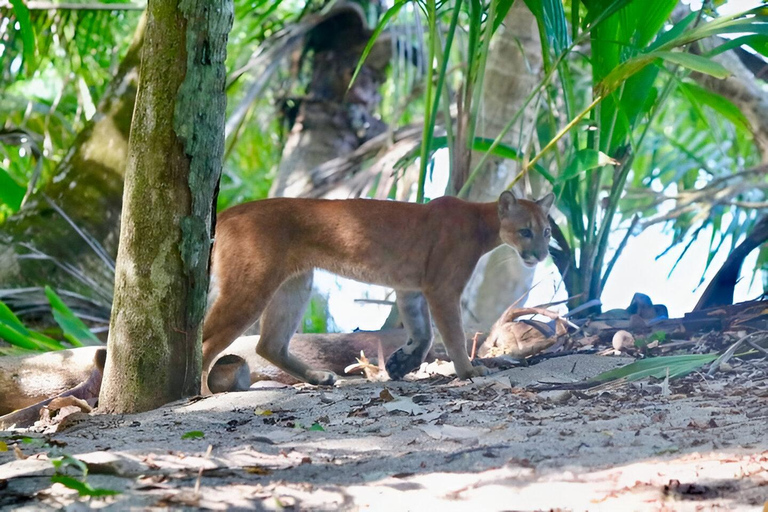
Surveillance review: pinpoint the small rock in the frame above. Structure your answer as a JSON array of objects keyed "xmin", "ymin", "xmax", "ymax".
[{"xmin": 612, "ymin": 330, "xmax": 634, "ymax": 353}]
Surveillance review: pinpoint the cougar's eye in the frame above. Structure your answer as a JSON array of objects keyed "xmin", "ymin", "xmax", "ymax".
[
  {"xmin": 544, "ymin": 227, "xmax": 551, "ymax": 238},
  {"xmin": 519, "ymin": 228, "xmax": 533, "ymax": 239}
]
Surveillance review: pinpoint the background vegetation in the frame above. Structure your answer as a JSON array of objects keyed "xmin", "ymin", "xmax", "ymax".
[{"xmin": 0, "ymin": 0, "xmax": 766, "ymax": 347}]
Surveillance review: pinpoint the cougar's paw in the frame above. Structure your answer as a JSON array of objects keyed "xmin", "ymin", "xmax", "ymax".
[
  {"xmin": 385, "ymin": 347, "xmax": 423, "ymax": 380},
  {"xmin": 459, "ymin": 364, "xmax": 491, "ymax": 379},
  {"xmin": 306, "ymin": 370, "xmax": 337, "ymax": 386}
]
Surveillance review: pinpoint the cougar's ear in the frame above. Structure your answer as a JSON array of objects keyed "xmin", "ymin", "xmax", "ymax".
[
  {"xmin": 536, "ymin": 192, "xmax": 555, "ymax": 212},
  {"xmin": 498, "ymin": 190, "xmax": 517, "ymax": 217}
]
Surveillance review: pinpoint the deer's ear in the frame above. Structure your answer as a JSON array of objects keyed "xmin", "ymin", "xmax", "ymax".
[
  {"xmin": 498, "ymin": 190, "xmax": 517, "ymax": 217},
  {"xmin": 536, "ymin": 192, "xmax": 555, "ymax": 212}
]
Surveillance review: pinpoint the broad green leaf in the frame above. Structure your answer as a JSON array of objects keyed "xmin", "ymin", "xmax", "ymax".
[
  {"xmin": 0, "ymin": 300, "xmax": 29, "ymax": 335},
  {"xmin": 50, "ymin": 475, "xmax": 121, "ymax": 497},
  {"xmin": 705, "ymin": 34, "xmax": 768, "ymax": 59},
  {"xmin": 647, "ymin": 11, "xmax": 697, "ymax": 52},
  {"xmin": 0, "ymin": 323, "xmax": 41, "ymax": 350},
  {"xmin": 596, "ymin": 55, "xmax": 656, "ymax": 96},
  {"xmin": 597, "ymin": 51, "xmax": 728, "ymax": 97},
  {"xmin": 27, "ymin": 331, "xmax": 68, "ymax": 351},
  {"xmin": 348, "ymin": 0, "xmax": 408, "ymax": 90},
  {"xmin": 0, "ymin": 169, "xmax": 25, "ymax": 211},
  {"xmin": 0, "ymin": 298, "xmax": 66, "ymax": 351},
  {"xmin": 524, "ymin": 0, "xmax": 571, "ymax": 68},
  {"xmin": 558, "ymin": 149, "xmax": 618, "ymax": 182},
  {"xmin": 590, "ymin": 353, "xmax": 719, "ymax": 383},
  {"xmin": 653, "ymin": 51, "xmax": 730, "ymax": 79},
  {"xmin": 9, "ymin": 0, "xmax": 36, "ymax": 76},
  {"xmin": 308, "ymin": 422, "xmax": 325, "ymax": 431},
  {"xmin": 181, "ymin": 430, "xmax": 205, "ymax": 439},
  {"xmin": 45, "ymin": 286, "xmax": 101, "ymax": 347},
  {"xmin": 678, "ymin": 82, "xmax": 751, "ymax": 133}
]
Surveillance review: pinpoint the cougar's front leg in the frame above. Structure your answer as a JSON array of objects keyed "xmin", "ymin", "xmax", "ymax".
[
  {"xmin": 425, "ymin": 292, "xmax": 489, "ymax": 380},
  {"xmin": 257, "ymin": 271, "xmax": 337, "ymax": 386},
  {"xmin": 385, "ymin": 291, "xmax": 433, "ymax": 380}
]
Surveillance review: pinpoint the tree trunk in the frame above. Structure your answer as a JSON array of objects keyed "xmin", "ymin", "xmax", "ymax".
[
  {"xmin": 460, "ymin": 3, "xmax": 544, "ymax": 333},
  {"xmin": 270, "ymin": 4, "xmax": 390, "ymax": 199},
  {"xmin": 99, "ymin": 0, "xmax": 232, "ymax": 413},
  {"xmin": 0, "ymin": 18, "xmax": 144, "ymax": 305}
]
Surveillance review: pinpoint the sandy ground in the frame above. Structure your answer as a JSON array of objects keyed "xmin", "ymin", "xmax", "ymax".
[{"xmin": 1, "ymin": 353, "xmax": 767, "ymax": 511}]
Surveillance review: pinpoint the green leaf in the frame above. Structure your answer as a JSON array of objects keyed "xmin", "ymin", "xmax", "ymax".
[
  {"xmin": 653, "ymin": 51, "xmax": 730, "ymax": 79},
  {"xmin": 558, "ymin": 149, "xmax": 618, "ymax": 182},
  {"xmin": 597, "ymin": 50, "xmax": 729, "ymax": 97},
  {"xmin": 348, "ymin": 0, "xmax": 408, "ymax": 90},
  {"xmin": 50, "ymin": 475, "xmax": 121, "ymax": 497},
  {"xmin": 590, "ymin": 353, "xmax": 719, "ymax": 384},
  {"xmin": 470, "ymin": 138, "xmax": 556, "ymax": 184},
  {"xmin": 0, "ymin": 300, "xmax": 30, "ymax": 335},
  {"xmin": 704, "ymin": 34, "xmax": 768, "ymax": 59},
  {"xmin": 9, "ymin": 0, "xmax": 36, "ymax": 76},
  {"xmin": 0, "ymin": 169, "xmax": 25, "ymax": 212},
  {"xmin": 678, "ymin": 82, "xmax": 751, "ymax": 133},
  {"xmin": 524, "ymin": 0, "xmax": 571, "ymax": 68},
  {"xmin": 181, "ymin": 430, "xmax": 205, "ymax": 439},
  {"xmin": 308, "ymin": 422, "xmax": 325, "ymax": 431},
  {"xmin": 0, "ymin": 323, "xmax": 42, "ymax": 351},
  {"xmin": 45, "ymin": 286, "xmax": 101, "ymax": 347},
  {"xmin": 0, "ymin": 300, "xmax": 66, "ymax": 351},
  {"xmin": 28, "ymin": 331, "xmax": 68, "ymax": 351},
  {"xmin": 492, "ymin": 0, "xmax": 517, "ymax": 34},
  {"xmin": 647, "ymin": 11, "xmax": 697, "ymax": 52}
]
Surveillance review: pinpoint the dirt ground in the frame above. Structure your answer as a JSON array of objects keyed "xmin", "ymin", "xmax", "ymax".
[{"xmin": 1, "ymin": 353, "xmax": 767, "ymax": 511}]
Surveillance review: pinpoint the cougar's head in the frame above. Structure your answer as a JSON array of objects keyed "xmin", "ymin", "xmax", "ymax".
[{"xmin": 497, "ymin": 191, "xmax": 554, "ymax": 268}]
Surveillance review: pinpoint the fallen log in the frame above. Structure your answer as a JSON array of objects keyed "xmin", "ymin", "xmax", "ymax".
[
  {"xmin": 0, "ymin": 346, "xmax": 105, "ymax": 416},
  {"xmin": 0, "ymin": 330, "xmax": 410, "ymax": 418}
]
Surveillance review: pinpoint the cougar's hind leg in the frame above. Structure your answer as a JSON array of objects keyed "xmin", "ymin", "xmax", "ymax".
[
  {"xmin": 385, "ymin": 290, "xmax": 433, "ymax": 380},
  {"xmin": 202, "ymin": 270, "xmax": 281, "ymax": 395},
  {"xmin": 257, "ymin": 270, "xmax": 336, "ymax": 386}
]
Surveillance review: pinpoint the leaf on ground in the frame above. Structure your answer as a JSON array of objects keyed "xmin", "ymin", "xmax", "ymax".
[
  {"xmin": 243, "ymin": 465, "xmax": 271, "ymax": 475},
  {"xmin": 49, "ymin": 396, "xmax": 92, "ymax": 414},
  {"xmin": 382, "ymin": 395, "xmax": 425, "ymax": 415},
  {"xmin": 590, "ymin": 353, "xmax": 718, "ymax": 384},
  {"xmin": 0, "ymin": 440, "xmax": 7, "ymax": 451},
  {"xmin": 308, "ymin": 422, "xmax": 325, "ymax": 432},
  {"xmin": 181, "ymin": 430, "xmax": 205, "ymax": 440},
  {"xmin": 51, "ymin": 475, "xmax": 121, "ymax": 497}
]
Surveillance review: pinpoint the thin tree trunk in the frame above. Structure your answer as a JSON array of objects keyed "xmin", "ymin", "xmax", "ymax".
[
  {"xmin": 99, "ymin": 0, "xmax": 232, "ymax": 413},
  {"xmin": 460, "ymin": 3, "xmax": 544, "ymax": 333}
]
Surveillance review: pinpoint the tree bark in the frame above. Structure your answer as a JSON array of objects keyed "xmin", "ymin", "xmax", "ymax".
[
  {"xmin": 460, "ymin": 3, "xmax": 544, "ymax": 333},
  {"xmin": 269, "ymin": 4, "xmax": 390, "ymax": 199},
  {"xmin": 99, "ymin": 0, "xmax": 232, "ymax": 413}
]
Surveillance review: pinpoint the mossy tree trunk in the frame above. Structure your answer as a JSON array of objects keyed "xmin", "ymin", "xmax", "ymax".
[{"xmin": 99, "ymin": 0, "xmax": 232, "ymax": 413}]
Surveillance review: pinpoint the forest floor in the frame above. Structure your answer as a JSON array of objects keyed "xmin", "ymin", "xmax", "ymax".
[{"xmin": 0, "ymin": 352, "xmax": 767, "ymax": 511}]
